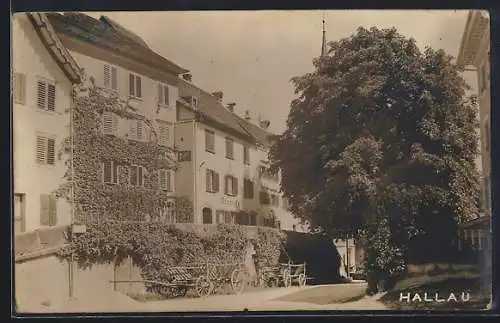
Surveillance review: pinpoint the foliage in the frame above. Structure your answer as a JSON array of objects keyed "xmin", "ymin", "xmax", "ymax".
[
  {"xmin": 252, "ymin": 228, "xmax": 286, "ymax": 271},
  {"xmin": 270, "ymin": 27, "xmax": 480, "ymax": 282}
]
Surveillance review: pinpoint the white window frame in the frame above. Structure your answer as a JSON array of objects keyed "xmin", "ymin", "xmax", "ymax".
[
  {"xmin": 102, "ymin": 160, "xmax": 119, "ymax": 184},
  {"xmin": 158, "ymin": 83, "xmax": 170, "ymax": 107},
  {"xmin": 103, "ymin": 63, "xmax": 118, "ymax": 91},
  {"xmin": 35, "ymin": 134, "xmax": 56, "ymax": 166},
  {"xmin": 36, "ymin": 76, "xmax": 56, "ymax": 112},
  {"xmin": 225, "ymin": 175, "xmax": 238, "ymax": 197},
  {"xmin": 129, "ymin": 73, "xmax": 142, "ymax": 99}
]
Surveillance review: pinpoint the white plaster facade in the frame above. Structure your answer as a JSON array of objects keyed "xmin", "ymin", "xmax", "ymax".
[{"xmin": 12, "ymin": 14, "xmax": 74, "ymax": 233}]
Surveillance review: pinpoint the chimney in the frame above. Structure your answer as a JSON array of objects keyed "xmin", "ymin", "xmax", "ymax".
[
  {"xmin": 212, "ymin": 91, "xmax": 224, "ymax": 102},
  {"xmin": 244, "ymin": 110, "xmax": 251, "ymax": 122},
  {"xmin": 259, "ymin": 120, "xmax": 270, "ymax": 129},
  {"xmin": 182, "ymin": 73, "xmax": 192, "ymax": 82},
  {"xmin": 226, "ymin": 102, "xmax": 236, "ymax": 113}
]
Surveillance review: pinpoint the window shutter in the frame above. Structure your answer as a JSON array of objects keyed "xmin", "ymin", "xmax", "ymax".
[
  {"xmin": 130, "ymin": 166, "xmax": 137, "ymax": 186},
  {"xmin": 113, "ymin": 162, "xmax": 119, "ymax": 183},
  {"xmin": 214, "ymin": 172, "xmax": 220, "ymax": 192},
  {"xmin": 47, "ymin": 84, "xmax": 56, "ymax": 111},
  {"xmin": 206, "ymin": 170, "xmax": 212, "ymax": 192},
  {"xmin": 13, "ymin": 72, "xmax": 26, "ymax": 104},
  {"xmin": 36, "ymin": 136, "xmax": 47, "ymax": 164},
  {"xmin": 40, "ymin": 194, "xmax": 50, "ymax": 225},
  {"xmin": 49, "ymin": 195, "xmax": 57, "ymax": 226},
  {"xmin": 128, "ymin": 119, "xmax": 137, "ymax": 140},
  {"xmin": 129, "ymin": 73, "xmax": 135, "ymax": 96},
  {"xmin": 111, "ymin": 66, "xmax": 118, "ymax": 90},
  {"xmin": 158, "ymin": 83, "xmax": 163, "ymax": 104},
  {"xmin": 233, "ymin": 177, "xmax": 238, "ymax": 196},
  {"xmin": 104, "ymin": 64, "xmax": 111, "ymax": 88},
  {"xmin": 159, "ymin": 169, "xmax": 165, "ymax": 190},
  {"xmin": 103, "ymin": 161, "xmax": 112, "ymax": 183},
  {"xmin": 136, "ymin": 76, "xmax": 142, "ymax": 98},
  {"xmin": 47, "ymin": 138, "xmax": 55, "ymax": 165},
  {"xmin": 164, "ymin": 86, "xmax": 169, "ymax": 105},
  {"xmin": 138, "ymin": 166, "xmax": 143, "ymax": 186},
  {"xmin": 103, "ymin": 112, "xmax": 113, "ymax": 134},
  {"xmin": 37, "ymin": 80, "xmax": 46, "ymax": 110},
  {"xmin": 166, "ymin": 171, "xmax": 172, "ymax": 191},
  {"xmin": 137, "ymin": 120, "xmax": 143, "ymax": 141}
]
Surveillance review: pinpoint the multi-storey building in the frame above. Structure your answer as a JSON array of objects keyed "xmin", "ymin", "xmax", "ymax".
[
  {"xmin": 456, "ymin": 10, "xmax": 491, "ymax": 253},
  {"xmin": 175, "ymin": 78, "xmax": 307, "ymax": 232},
  {"xmin": 12, "ymin": 13, "xmax": 82, "ymax": 234},
  {"xmin": 46, "ymin": 13, "xmax": 189, "ymax": 218}
]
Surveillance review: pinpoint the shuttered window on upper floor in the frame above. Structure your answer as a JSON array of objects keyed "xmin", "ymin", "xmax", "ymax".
[
  {"xmin": 13, "ymin": 72, "xmax": 26, "ymax": 105},
  {"xmin": 36, "ymin": 135, "xmax": 56, "ymax": 165},
  {"xmin": 36, "ymin": 78, "xmax": 56, "ymax": 112},
  {"xmin": 129, "ymin": 73, "xmax": 142, "ymax": 98},
  {"xmin": 103, "ymin": 64, "xmax": 118, "ymax": 91},
  {"xmin": 158, "ymin": 83, "xmax": 169, "ymax": 106},
  {"xmin": 102, "ymin": 111, "xmax": 119, "ymax": 135},
  {"xmin": 157, "ymin": 122, "xmax": 170, "ymax": 146}
]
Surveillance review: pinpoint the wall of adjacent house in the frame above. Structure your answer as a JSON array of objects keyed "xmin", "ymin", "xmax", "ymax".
[
  {"xmin": 12, "ymin": 14, "xmax": 72, "ymax": 233},
  {"xmin": 174, "ymin": 120, "xmax": 195, "ymax": 207}
]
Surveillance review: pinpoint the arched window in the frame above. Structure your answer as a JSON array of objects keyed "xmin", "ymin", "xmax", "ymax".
[{"xmin": 202, "ymin": 207, "xmax": 212, "ymax": 224}]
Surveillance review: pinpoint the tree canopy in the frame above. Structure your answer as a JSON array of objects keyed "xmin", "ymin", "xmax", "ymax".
[{"xmin": 270, "ymin": 27, "xmax": 480, "ymax": 265}]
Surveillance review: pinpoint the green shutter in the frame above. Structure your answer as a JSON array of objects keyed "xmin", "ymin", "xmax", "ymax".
[{"xmin": 40, "ymin": 194, "xmax": 50, "ymax": 225}]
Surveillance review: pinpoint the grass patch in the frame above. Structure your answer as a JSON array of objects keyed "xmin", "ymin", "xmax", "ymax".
[{"xmin": 379, "ymin": 276, "xmax": 491, "ymax": 311}]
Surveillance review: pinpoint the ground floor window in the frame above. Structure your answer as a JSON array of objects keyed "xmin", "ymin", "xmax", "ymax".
[{"xmin": 202, "ymin": 207, "xmax": 213, "ymax": 224}]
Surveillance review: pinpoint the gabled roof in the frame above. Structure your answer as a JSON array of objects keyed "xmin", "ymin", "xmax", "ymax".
[
  {"xmin": 26, "ymin": 13, "xmax": 83, "ymax": 84},
  {"xmin": 46, "ymin": 12, "xmax": 189, "ymax": 76},
  {"xmin": 177, "ymin": 78, "xmax": 276, "ymax": 148},
  {"xmin": 457, "ymin": 10, "xmax": 490, "ymax": 67}
]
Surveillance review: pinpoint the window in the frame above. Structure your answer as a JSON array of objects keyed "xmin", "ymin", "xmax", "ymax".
[
  {"xmin": 129, "ymin": 73, "xmax": 142, "ymax": 98},
  {"xmin": 243, "ymin": 178, "xmax": 254, "ymax": 199},
  {"xmin": 14, "ymin": 193, "xmax": 25, "ymax": 234},
  {"xmin": 129, "ymin": 119, "xmax": 148, "ymax": 141},
  {"xmin": 270, "ymin": 194, "xmax": 280, "ymax": 207},
  {"xmin": 36, "ymin": 136, "xmax": 55, "ymax": 165},
  {"xmin": 130, "ymin": 165, "xmax": 144, "ymax": 187},
  {"xmin": 103, "ymin": 160, "xmax": 119, "ymax": 184},
  {"xmin": 202, "ymin": 207, "xmax": 213, "ymax": 224},
  {"xmin": 260, "ymin": 191, "xmax": 270, "ymax": 205},
  {"xmin": 259, "ymin": 166, "xmax": 278, "ymax": 182},
  {"xmin": 243, "ymin": 146, "xmax": 250, "ymax": 165},
  {"xmin": 225, "ymin": 137, "xmax": 234, "ymax": 159},
  {"xmin": 205, "ymin": 129, "xmax": 215, "ymax": 153},
  {"xmin": 159, "ymin": 169, "xmax": 173, "ymax": 192},
  {"xmin": 103, "ymin": 111, "xmax": 118, "ymax": 135},
  {"xmin": 40, "ymin": 194, "xmax": 57, "ymax": 226},
  {"xmin": 157, "ymin": 122, "xmax": 170, "ymax": 146},
  {"xmin": 283, "ymin": 197, "xmax": 289, "ymax": 210},
  {"xmin": 158, "ymin": 83, "xmax": 169, "ymax": 106},
  {"xmin": 103, "ymin": 64, "xmax": 118, "ymax": 90},
  {"xmin": 225, "ymin": 175, "xmax": 238, "ymax": 196},
  {"xmin": 13, "ymin": 72, "xmax": 26, "ymax": 104},
  {"xmin": 37, "ymin": 78, "xmax": 56, "ymax": 111},
  {"xmin": 215, "ymin": 210, "xmax": 224, "ymax": 224},
  {"xmin": 206, "ymin": 169, "xmax": 220, "ymax": 193}
]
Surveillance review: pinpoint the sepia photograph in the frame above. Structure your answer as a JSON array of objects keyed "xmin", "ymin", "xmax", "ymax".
[{"xmin": 11, "ymin": 9, "xmax": 492, "ymax": 314}]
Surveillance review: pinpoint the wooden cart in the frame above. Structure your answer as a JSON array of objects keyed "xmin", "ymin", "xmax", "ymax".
[{"xmin": 280, "ymin": 261, "xmax": 307, "ymax": 288}]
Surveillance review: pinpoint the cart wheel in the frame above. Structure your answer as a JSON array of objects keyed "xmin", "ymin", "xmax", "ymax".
[
  {"xmin": 231, "ymin": 268, "xmax": 248, "ymax": 294},
  {"xmin": 195, "ymin": 275, "xmax": 213, "ymax": 298},
  {"xmin": 282, "ymin": 269, "xmax": 291, "ymax": 288},
  {"xmin": 298, "ymin": 273, "xmax": 306, "ymax": 287}
]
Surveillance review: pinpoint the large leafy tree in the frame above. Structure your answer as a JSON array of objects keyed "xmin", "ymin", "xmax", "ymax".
[{"xmin": 270, "ymin": 27, "xmax": 479, "ymax": 269}]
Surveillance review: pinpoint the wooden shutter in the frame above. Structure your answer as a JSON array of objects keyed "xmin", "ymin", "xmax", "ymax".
[
  {"xmin": 13, "ymin": 72, "xmax": 26, "ymax": 104},
  {"xmin": 130, "ymin": 166, "xmax": 137, "ymax": 186},
  {"xmin": 103, "ymin": 161, "xmax": 112, "ymax": 183},
  {"xmin": 137, "ymin": 120, "xmax": 143, "ymax": 141},
  {"xmin": 159, "ymin": 169, "xmax": 166, "ymax": 190},
  {"xmin": 36, "ymin": 136, "xmax": 47, "ymax": 164},
  {"xmin": 136, "ymin": 76, "xmax": 142, "ymax": 98},
  {"xmin": 129, "ymin": 119, "xmax": 137, "ymax": 140},
  {"xmin": 40, "ymin": 194, "xmax": 50, "ymax": 225},
  {"xmin": 206, "ymin": 169, "xmax": 211, "ymax": 192},
  {"xmin": 166, "ymin": 171, "xmax": 171, "ymax": 191},
  {"xmin": 49, "ymin": 195, "xmax": 57, "ymax": 226},
  {"xmin": 103, "ymin": 112, "xmax": 114, "ymax": 134},
  {"xmin": 214, "ymin": 172, "xmax": 220, "ymax": 192},
  {"xmin": 111, "ymin": 66, "xmax": 118, "ymax": 90},
  {"xmin": 129, "ymin": 73, "xmax": 135, "ymax": 96},
  {"xmin": 233, "ymin": 177, "xmax": 238, "ymax": 196},
  {"xmin": 164, "ymin": 85, "xmax": 169, "ymax": 105},
  {"xmin": 158, "ymin": 83, "xmax": 164, "ymax": 104},
  {"xmin": 47, "ymin": 138, "xmax": 55, "ymax": 165},
  {"xmin": 47, "ymin": 84, "xmax": 56, "ymax": 111},
  {"xmin": 138, "ymin": 166, "xmax": 143, "ymax": 186},
  {"xmin": 37, "ymin": 80, "xmax": 47, "ymax": 110},
  {"xmin": 104, "ymin": 64, "xmax": 111, "ymax": 88}
]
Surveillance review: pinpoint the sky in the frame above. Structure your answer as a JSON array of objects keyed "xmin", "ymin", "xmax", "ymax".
[{"xmin": 87, "ymin": 10, "xmax": 477, "ymax": 134}]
